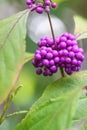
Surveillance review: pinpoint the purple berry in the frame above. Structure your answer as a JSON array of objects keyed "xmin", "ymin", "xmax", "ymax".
[
  {"xmin": 60, "ymin": 36, "xmax": 67, "ymax": 42},
  {"xmin": 54, "ymin": 57, "xmax": 60, "ymax": 63},
  {"xmin": 72, "ymin": 40, "xmax": 77, "ymax": 45},
  {"xmin": 59, "ymin": 42, "xmax": 66, "ymax": 49},
  {"xmin": 43, "ymin": 59, "xmax": 49, "ymax": 66},
  {"xmin": 26, "ymin": 0, "xmax": 32, "ymax": 5},
  {"xmin": 67, "ymin": 40, "xmax": 72, "ymax": 46},
  {"xmin": 56, "ymin": 37, "xmax": 60, "ymax": 44},
  {"xmin": 65, "ymin": 68, "xmax": 72, "ymax": 75},
  {"xmin": 65, "ymin": 57, "xmax": 71, "ymax": 63},
  {"xmin": 76, "ymin": 52, "xmax": 85, "ymax": 61},
  {"xmin": 45, "ymin": 7, "xmax": 50, "ymax": 13},
  {"xmin": 51, "ymin": 2, "xmax": 57, "ymax": 8},
  {"xmin": 52, "ymin": 50, "xmax": 58, "ymax": 57},
  {"xmin": 45, "ymin": 0, "xmax": 51, "ymax": 6},
  {"xmin": 35, "ymin": 54, "xmax": 42, "ymax": 60},
  {"xmin": 36, "ymin": 7, "xmax": 43, "ymax": 14},
  {"xmin": 58, "ymin": 50, "xmax": 63, "ymax": 57},
  {"xmin": 72, "ymin": 59, "xmax": 77, "ymax": 65},
  {"xmin": 78, "ymin": 48, "xmax": 84, "ymax": 53},
  {"xmin": 60, "ymin": 57, "xmax": 65, "ymax": 63},
  {"xmin": 44, "ymin": 68, "xmax": 52, "ymax": 75},
  {"xmin": 68, "ymin": 51, "xmax": 75, "ymax": 58},
  {"xmin": 49, "ymin": 60, "xmax": 55, "ymax": 66},
  {"xmin": 67, "ymin": 46, "xmax": 72, "ymax": 51},
  {"xmin": 72, "ymin": 45, "xmax": 79, "ymax": 53},
  {"xmin": 46, "ymin": 52, "xmax": 53, "ymax": 59},
  {"xmin": 36, "ymin": 68, "xmax": 42, "ymax": 75},
  {"xmin": 41, "ymin": 40, "xmax": 47, "ymax": 46},
  {"xmin": 62, "ymin": 49, "xmax": 68, "ymax": 56},
  {"xmin": 68, "ymin": 33, "xmax": 75, "ymax": 40},
  {"xmin": 40, "ymin": 50, "xmax": 47, "ymax": 57},
  {"xmin": 50, "ymin": 65, "xmax": 57, "ymax": 72},
  {"xmin": 62, "ymin": 32, "xmax": 69, "ymax": 38},
  {"xmin": 77, "ymin": 60, "xmax": 81, "ymax": 66},
  {"xmin": 32, "ymin": 34, "xmax": 85, "ymax": 76},
  {"xmin": 47, "ymin": 38, "xmax": 53, "ymax": 45}
]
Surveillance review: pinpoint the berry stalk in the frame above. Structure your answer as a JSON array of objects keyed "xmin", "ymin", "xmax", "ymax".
[
  {"xmin": 46, "ymin": 12, "xmax": 65, "ymax": 77},
  {"xmin": 47, "ymin": 12, "xmax": 56, "ymax": 46}
]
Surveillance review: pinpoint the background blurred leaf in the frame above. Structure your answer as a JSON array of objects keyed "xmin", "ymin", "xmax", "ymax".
[
  {"xmin": 67, "ymin": 0, "xmax": 87, "ymax": 19},
  {"xmin": 74, "ymin": 15, "xmax": 87, "ymax": 40},
  {"xmin": 14, "ymin": 71, "xmax": 87, "ymax": 130},
  {"xmin": 24, "ymin": 53, "xmax": 34, "ymax": 64},
  {"xmin": 0, "ymin": 10, "xmax": 29, "ymax": 104},
  {"xmin": 13, "ymin": 67, "xmax": 36, "ymax": 107}
]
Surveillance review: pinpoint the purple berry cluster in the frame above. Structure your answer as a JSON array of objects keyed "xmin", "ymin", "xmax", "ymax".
[
  {"xmin": 32, "ymin": 32, "xmax": 85, "ymax": 76},
  {"xmin": 26, "ymin": 0, "xmax": 57, "ymax": 14}
]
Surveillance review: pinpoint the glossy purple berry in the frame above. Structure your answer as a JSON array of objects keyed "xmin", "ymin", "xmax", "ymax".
[
  {"xmin": 46, "ymin": 52, "xmax": 53, "ymax": 59},
  {"xmin": 35, "ymin": 54, "xmax": 41, "ymax": 60},
  {"xmin": 50, "ymin": 65, "xmax": 57, "ymax": 72},
  {"xmin": 65, "ymin": 68, "xmax": 72, "ymax": 75},
  {"xmin": 36, "ymin": 7, "xmax": 43, "ymax": 14},
  {"xmin": 54, "ymin": 57, "xmax": 59, "ymax": 63},
  {"xmin": 45, "ymin": 0, "xmax": 51, "ymax": 6},
  {"xmin": 45, "ymin": 7, "xmax": 50, "ymax": 13},
  {"xmin": 26, "ymin": 0, "xmax": 32, "ymax": 5},
  {"xmin": 32, "ymin": 33, "xmax": 85, "ymax": 76},
  {"xmin": 59, "ymin": 42, "xmax": 66, "ymax": 49},
  {"xmin": 36, "ymin": 68, "xmax": 42, "ymax": 75},
  {"xmin": 51, "ymin": 2, "xmax": 57, "ymax": 8},
  {"xmin": 68, "ymin": 51, "xmax": 75, "ymax": 58},
  {"xmin": 43, "ymin": 59, "xmax": 49, "ymax": 67}
]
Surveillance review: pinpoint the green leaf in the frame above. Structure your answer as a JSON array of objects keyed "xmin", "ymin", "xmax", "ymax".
[
  {"xmin": 74, "ymin": 96, "xmax": 87, "ymax": 120},
  {"xmin": 67, "ymin": 0, "xmax": 87, "ymax": 19},
  {"xmin": 0, "ymin": 10, "xmax": 29, "ymax": 103},
  {"xmin": 71, "ymin": 88, "xmax": 87, "ymax": 130},
  {"xmin": 14, "ymin": 71, "xmax": 87, "ymax": 130},
  {"xmin": 74, "ymin": 15, "xmax": 87, "ymax": 40},
  {"xmin": 24, "ymin": 53, "xmax": 34, "ymax": 64}
]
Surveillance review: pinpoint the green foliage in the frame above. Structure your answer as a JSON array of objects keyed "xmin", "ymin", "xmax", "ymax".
[
  {"xmin": 74, "ymin": 15, "xmax": 87, "ymax": 40},
  {"xmin": 67, "ymin": 0, "xmax": 87, "ymax": 19},
  {"xmin": 0, "ymin": 10, "xmax": 29, "ymax": 102},
  {"xmin": 14, "ymin": 71, "xmax": 87, "ymax": 130},
  {"xmin": 0, "ymin": 1, "xmax": 87, "ymax": 130},
  {"xmin": 24, "ymin": 53, "xmax": 34, "ymax": 64}
]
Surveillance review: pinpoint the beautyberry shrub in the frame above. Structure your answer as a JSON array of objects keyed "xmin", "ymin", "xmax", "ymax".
[
  {"xmin": 32, "ymin": 33, "xmax": 85, "ymax": 76},
  {"xmin": 26, "ymin": 0, "xmax": 57, "ymax": 13}
]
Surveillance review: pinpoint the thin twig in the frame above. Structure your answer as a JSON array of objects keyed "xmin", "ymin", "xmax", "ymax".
[
  {"xmin": 0, "ymin": 86, "xmax": 23, "ymax": 124},
  {"xmin": 5, "ymin": 110, "xmax": 28, "ymax": 119},
  {"xmin": 47, "ymin": 12, "xmax": 65, "ymax": 77},
  {"xmin": 47, "ymin": 13, "xmax": 55, "ymax": 41},
  {"xmin": 59, "ymin": 67, "xmax": 65, "ymax": 77}
]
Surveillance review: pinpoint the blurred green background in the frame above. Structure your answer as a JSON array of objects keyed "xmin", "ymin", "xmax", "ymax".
[{"xmin": 0, "ymin": 0, "xmax": 87, "ymax": 130}]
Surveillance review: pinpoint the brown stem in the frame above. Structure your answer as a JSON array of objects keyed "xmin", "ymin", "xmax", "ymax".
[
  {"xmin": 47, "ymin": 13, "xmax": 56, "ymax": 46},
  {"xmin": 59, "ymin": 67, "xmax": 65, "ymax": 77},
  {"xmin": 47, "ymin": 12, "xmax": 65, "ymax": 78}
]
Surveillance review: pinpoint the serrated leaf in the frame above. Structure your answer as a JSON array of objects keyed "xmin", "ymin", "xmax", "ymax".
[
  {"xmin": 74, "ymin": 15, "xmax": 87, "ymax": 40},
  {"xmin": 0, "ymin": 10, "xmax": 29, "ymax": 104},
  {"xmin": 14, "ymin": 71, "xmax": 87, "ymax": 130}
]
